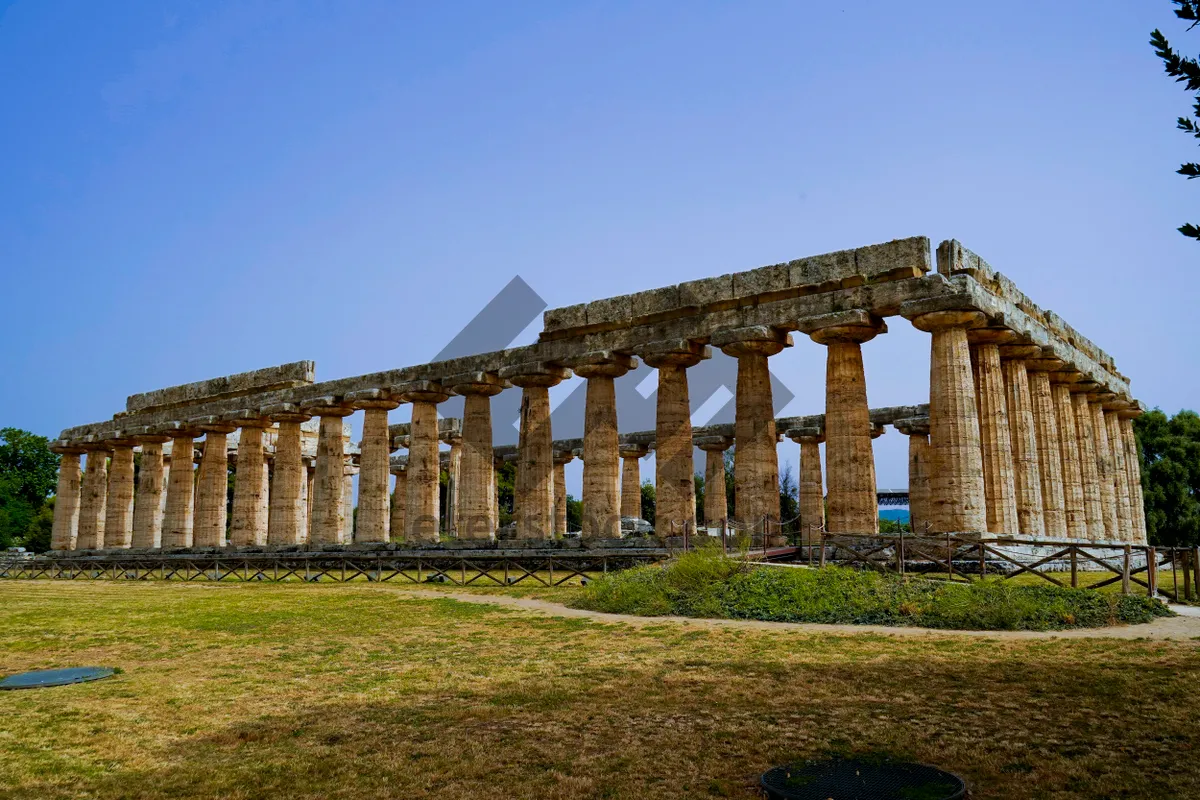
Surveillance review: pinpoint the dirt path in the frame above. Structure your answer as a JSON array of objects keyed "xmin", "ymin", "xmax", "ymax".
[{"xmin": 389, "ymin": 588, "xmax": 1200, "ymax": 641}]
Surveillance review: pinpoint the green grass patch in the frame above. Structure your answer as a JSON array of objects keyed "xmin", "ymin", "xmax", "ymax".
[{"xmin": 570, "ymin": 548, "xmax": 1174, "ymax": 630}]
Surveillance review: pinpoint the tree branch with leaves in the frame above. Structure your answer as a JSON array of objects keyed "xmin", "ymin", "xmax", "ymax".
[{"xmin": 1151, "ymin": 0, "xmax": 1200, "ymax": 239}]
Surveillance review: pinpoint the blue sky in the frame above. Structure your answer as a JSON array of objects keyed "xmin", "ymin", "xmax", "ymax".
[{"xmin": 1, "ymin": 0, "xmax": 1195, "ymax": 495}]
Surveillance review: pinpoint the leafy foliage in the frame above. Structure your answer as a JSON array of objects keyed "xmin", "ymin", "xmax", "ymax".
[
  {"xmin": 1135, "ymin": 408, "xmax": 1200, "ymax": 545},
  {"xmin": 0, "ymin": 428, "xmax": 59, "ymax": 550},
  {"xmin": 573, "ymin": 546, "xmax": 1172, "ymax": 630},
  {"xmin": 1151, "ymin": 1, "xmax": 1200, "ymax": 239},
  {"xmin": 639, "ymin": 480, "xmax": 655, "ymax": 526}
]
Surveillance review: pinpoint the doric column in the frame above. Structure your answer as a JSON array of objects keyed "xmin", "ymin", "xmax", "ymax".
[
  {"xmin": 564, "ymin": 354, "xmax": 635, "ymax": 541},
  {"xmin": 162, "ymin": 425, "xmax": 198, "ymax": 548},
  {"xmin": 619, "ymin": 444, "xmax": 649, "ymax": 522},
  {"xmin": 1118, "ymin": 409, "xmax": 1148, "ymax": 543},
  {"xmin": 260, "ymin": 455, "xmax": 272, "ymax": 534},
  {"xmin": 1025, "ymin": 360, "xmax": 1067, "ymax": 539},
  {"xmin": 713, "ymin": 327, "xmax": 790, "ymax": 534},
  {"xmin": 1069, "ymin": 386, "xmax": 1105, "ymax": 540},
  {"xmin": 1000, "ymin": 347, "xmax": 1045, "ymax": 537},
  {"xmin": 1089, "ymin": 397, "xmax": 1119, "ymax": 541},
  {"xmin": 552, "ymin": 449, "xmax": 574, "ymax": 537},
  {"xmin": 636, "ymin": 340, "xmax": 708, "ymax": 536},
  {"xmin": 76, "ymin": 442, "xmax": 110, "ymax": 550},
  {"xmin": 301, "ymin": 397, "xmax": 355, "ymax": 546},
  {"xmin": 1050, "ymin": 378, "xmax": 1088, "ymax": 539},
  {"xmin": 696, "ymin": 436, "xmax": 730, "ymax": 532},
  {"xmin": 1102, "ymin": 400, "xmax": 1133, "ymax": 543},
  {"xmin": 193, "ymin": 418, "xmax": 236, "ymax": 548},
  {"xmin": 305, "ymin": 459, "xmax": 315, "ymax": 540},
  {"xmin": 446, "ymin": 373, "xmax": 507, "ymax": 540},
  {"xmin": 229, "ymin": 415, "xmax": 271, "ymax": 547},
  {"xmin": 787, "ymin": 427, "xmax": 826, "ymax": 544},
  {"xmin": 394, "ymin": 382, "xmax": 449, "ymax": 543},
  {"xmin": 264, "ymin": 404, "xmax": 311, "ymax": 546},
  {"xmin": 969, "ymin": 333, "xmax": 1018, "ymax": 535},
  {"xmin": 49, "ymin": 442, "xmax": 84, "ymax": 551},
  {"xmin": 893, "ymin": 418, "xmax": 931, "ymax": 535},
  {"xmin": 389, "ymin": 462, "xmax": 407, "ymax": 540},
  {"xmin": 130, "ymin": 431, "xmax": 169, "ymax": 549},
  {"xmin": 347, "ymin": 390, "xmax": 400, "ymax": 544},
  {"xmin": 800, "ymin": 312, "xmax": 884, "ymax": 535},
  {"xmin": 342, "ymin": 461, "xmax": 358, "ymax": 542},
  {"xmin": 904, "ymin": 309, "xmax": 987, "ymax": 533},
  {"xmin": 101, "ymin": 435, "xmax": 136, "ymax": 550},
  {"xmin": 499, "ymin": 365, "xmax": 569, "ymax": 540}
]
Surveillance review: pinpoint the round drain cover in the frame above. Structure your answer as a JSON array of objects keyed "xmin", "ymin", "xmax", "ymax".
[
  {"xmin": 761, "ymin": 756, "xmax": 966, "ymax": 800},
  {"xmin": 0, "ymin": 667, "xmax": 116, "ymax": 690}
]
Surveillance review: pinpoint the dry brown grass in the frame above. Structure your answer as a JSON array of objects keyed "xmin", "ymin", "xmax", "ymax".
[{"xmin": 0, "ymin": 580, "xmax": 1197, "ymax": 799}]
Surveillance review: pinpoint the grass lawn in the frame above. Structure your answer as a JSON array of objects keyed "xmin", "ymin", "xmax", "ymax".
[{"xmin": 1, "ymin": 580, "xmax": 1198, "ymax": 799}]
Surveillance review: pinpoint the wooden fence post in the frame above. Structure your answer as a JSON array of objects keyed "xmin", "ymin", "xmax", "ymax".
[
  {"xmin": 1122, "ymin": 546, "xmax": 1131, "ymax": 595},
  {"xmin": 1070, "ymin": 547, "xmax": 1078, "ymax": 588},
  {"xmin": 1147, "ymin": 547, "xmax": 1158, "ymax": 598}
]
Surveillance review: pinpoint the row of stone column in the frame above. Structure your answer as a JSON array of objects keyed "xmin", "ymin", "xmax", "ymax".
[{"xmin": 905, "ymin": 309, "xmax": 1145, "ymax": 542}]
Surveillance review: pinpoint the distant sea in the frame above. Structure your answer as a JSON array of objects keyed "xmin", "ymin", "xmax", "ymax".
[{"xmin": 879, "ymin": 509, "xmax": 910, "ymax": 523}]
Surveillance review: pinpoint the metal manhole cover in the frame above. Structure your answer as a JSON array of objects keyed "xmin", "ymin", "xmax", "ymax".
[
  {"xmin": 0, "ymin": 667, "xmax": 116, "ymax": 690},
  {"xmin": 761, "ymin": 756, "xmax": 966, "ymax": 799}
]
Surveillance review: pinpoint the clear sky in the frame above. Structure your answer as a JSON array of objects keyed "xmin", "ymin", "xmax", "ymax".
[{"xmin": 1, "ymin": 1, "xmax": 1196, "ymax": 497}]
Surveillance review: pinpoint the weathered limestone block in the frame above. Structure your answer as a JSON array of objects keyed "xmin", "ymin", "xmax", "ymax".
[
  {"xmin": 1025, "ymin": 364, "xmax": 1067, "ymax": 539},
  {"xmin": 906, "ymin": 310, "xmax": 987, "ymax": 533},
  {"xmin": 229, "ymin": 419, "xmax": 270, "ymax": 547},
  {"xmin": 49, "ymin": 444, "xmax": 83, "ymax": 550},
  {"xmin": 1001, "ymin": 356, "xmax": 1044, "ymax": 537},
  {"xmin": 970, "ymin": 339, "xmax": 1018, "ymax": 535},
  {"xmin": 103, "ymin": 439, "xmax": 136, "ymax": 549},
  {"xmin": 348, "ymin": 390, "xmax": 400, "ymax": 544},
  {"xmin": 302, "ymin": 399, "xmax": 355, "ymax": 545},
  {"xmin": 801, "ymin": 311, "xmax": 885, "ymax": 534},
  {"xmin": 697, "ymin": 436, "xmax": 731, "ymax": 531},
  {"xmin": 1070, "ymin": 389, "xmax": 1105, "ymax": 540},
  {"xmin": 76, "ymin": 445, "xmax": 110, "ymax": 549},
  {"xmin": 394, "ymin": 382, "xmax": 449, "ymax": 543},
  {"xmin": 266, "ymin": 405, "xmax": 311, "ymax": 546},
  {"xmin": 566, "ymin": 353, "xmax": 635, "ymax": 541},
  {"xmin": 1103, "ymin": 406, "xmax": 1133, "ymax": 543},
  {"xmin": 193, "ymin": 419, "xmax": 236, "ymax": 548},
  {"xmin": 126, "ymin": 360, "xmax": 315, "ymax": 414},
  {"xmin": 162, "ymin": 429, "xmax": 197, "ymax": 548},
  {"xmin": 1050, "ymin": 381, "xmax": 1088, "ymax": 539},
  {"xmin": 713, "ymin": 327, "xmax": 790, "ymax": 533},
  {"xmin": 1118, "ymin": 414, "xmax": 1147, "ymax": 543},
  {"xmin": 1089, "ymin": 399, "xmax": 1118, "ymax": 542}
]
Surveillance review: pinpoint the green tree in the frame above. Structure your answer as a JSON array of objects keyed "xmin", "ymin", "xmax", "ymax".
[
  {"xmin": 1151, "ymin": 1, "xmax": 1200, "ymax": 240},
  {"xmin": 565, "ymin": 494, "xmax": 582, "ymax": 532},
  {"xmin": 494, "ymin": 461, "xmax": 516, "ymax": 526},
  {"xmin": 639, "ymin": 481, "xmax": 656, "ymax": 528},
  {"xmin": 1134, "ymin": 408, "xmax": 1200, "ymax": 545},
  {"xmin": 694, "ymin": 473, "xmax": 706, "ymax": 525},
  {"xmin": 778, "ymin": 463, "xmax": 799, "ymax": 534},
  {"xmin": 0, "ymin": 428, "xmax": 59, "ymax": 549}
]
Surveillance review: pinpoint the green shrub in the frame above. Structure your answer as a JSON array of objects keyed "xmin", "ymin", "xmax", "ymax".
[{"xmin": 570, "ymin": 549, "xmax": 1173, "ymax": 631}]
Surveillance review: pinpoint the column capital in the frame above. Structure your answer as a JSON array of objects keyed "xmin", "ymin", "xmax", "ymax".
[
  {"xmin": 618, "ymin": 443, "xmax": 651, "ymax": 460},
  {"xmin": 224, "ymin": 410, "xmax": 273, "ymax": 429},
  {"xmin": 907, "ymin": 309, "xmax": 988, "ymax": 332},
  {"xmin": 189, "ymin": 415, "xmax": 238, "ymax": 434},
  {"xmin": 158, "ymin": 421, "xmax": 202, "ymax": 439},
  {"xmin": 562, "ymin": 351, "xmax": 637, "ymax": 379},
  {"xmin": 784, "ymin": 426, "xmax": 825, "ymax": 445},
  {"xmin": 552, "ymin": 449, "xmax": 576, "ymax": 466},
  {"xmin": 695, "ymin": 434, "xmax": 733, "ymax": 452},
  {"xmin": 892, "ymin": 416, "xmax": 931, "ymax": 437},
  {"xmin": 869, "ymin": 423, "xmax": 887, "ymax": 440},
  {"xmin": 122, "ymin": 425, "xmax": 172, "ymax": 445},
  {"xmin": 1027, "ymin": 357, "xmax": 1066, "ymax": 373},
  {"xmin": 102, "ymin": 431, "xmax": 139, "ymax": 448},
  {"xmin": 445, "ymin": 371, "xmax": 509, "ymax": 396},
  {"xmin": 391, "ymin": 435, "xmax": 410, "ymax": 451},
  {"xmin": 998, "ymin": 344, "xmax": 1043, "ymax": 360},
  {"xmin": 263, "ymin": 402, "xmax": 314, "ymax": 424},
  {"xmin": 711, "ymin": 325, "xmax": 792, "ymax": 357},
  {"xmin": 299, "ymin": 395, "xmax": 356, "ymax": 417},
  {"xmin": 389, "ymin": 461, "xmax": 407, "ymax": 476},
  {"xmin": 346, "ymin": 388, "xmax": 401, "ymax": 411},
  {"xmin": 796, "ymin": 310, "xmax": 886, "ymax": 345},
  {"xmin": 967, "ymin": 327, "xmax": 1022, "ymax": 346},
  {"xmin": 498, "ymin": 362, "xmax": 571, "ymax": 387},
  {"xmin": 633, "ymin": 339, "xmax": 710, "ymax": 369},
  {"xmin": 79, "ymin": 435, "xmax": 113, "ymax": 452},
  {"xmin": 50, "ymin": 440, "xmax": 86, "ymax": 455},
  {"xmin": 391, "ymin": 381, "xmax": 450, "ymax": 404}
]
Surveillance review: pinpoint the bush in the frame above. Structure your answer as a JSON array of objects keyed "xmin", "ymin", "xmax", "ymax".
[{"xmin": 571, "ymin": 547, "xmax": 1172, "ymax": 631}]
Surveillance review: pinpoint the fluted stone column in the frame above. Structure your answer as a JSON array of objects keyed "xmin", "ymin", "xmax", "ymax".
[
  {"xmin": 713, "ymin": 327, "xmax": 790, "ymax": 535},
  {"xmin": 130, "ymin": 433, "xmax": 168, "ymax": 549},
  {"xmin": 970, "ymin": 336, "xmax": 1018, "ymax": 535},
  {"xmin": 500, "ymin": 365, "xmax": 568, "ymax": 540},
  {"xmin": 1103, "ymin": 403, "xmax": 1133, "ymax": 543},
  {"xmin": 193, "ymin": 420, "xmax": 235, "ymax": 548},
  {"xmin": 893, "ymin": 418, "xmax": 930, "ymax": 535},
  {"xmin": 76, "ymin": 445, "xmax": 109, "ymax": 550},
  {"xmin": 788, "ymin": 428, "xmax": 826, "ymax": 543},
  {"xmin": 802, "ymin": 313, "xmax": 884, "ymax": 535},
  {"xmin": 305, "ymin": 460, "xmax": 315, "ymax": 541},
  {"xmin": 348, "ymin": 391, "xmax": 400, "ymax": 544},
  {"xmin": 160, "ymin": 450, "xmax": 171, "ymax": 518},
  {"xmin": 567, "ymin": 355, "xmax": 634, "ymax": 541},
  {"xmin": 1070, "ymin": 388, "xmax": 1105, "ymax": 540},
  {"xmin": 162, "ymin": 429, "xmax": 197, "ymax": 548},
  {"xmin": 446, "ymin": 374, "xmax": 507, "ymax": 540},
  {"xmin": 229, "ymin": 418, "xmax": 270, "ymax": 547},
  {"xmin": 260, "ymin": 456, "xmax": 272, "ymax": 531},
  {"xmin": 1050, "ymin": 379, "xmax": 1088, "ymax": 539},
  {"xmin": 553, "ymin": 450, "xmax": 573, "ymax": 537},
  {"xmin": 697, "ymin": 437, "xmax": 731, "ymax": 533},
  {"xmin": 342, "ymin": 462, "xmax": 357, "ymax": 542},
  {"xmin": 49, "ymin": 444, "xmax": 84, "ymax": 551},
  {"xmin": 1025, "ymin": 362, "xmax": 1067, "ymax": 539},
  {"xmin": 1089, "ymin": 398, "xmax": 1118, "ymax": 542},
  {"xmin": 619, "ymin": 444, "xmax": 649, "ymax": 522},
  {"xmin": 304, "ymin": 399, "xmax": 355, "ymax": 546},
  {"xmin": 906, "ymin": 309, "xmax": 987, "ymax": 533},
  {"xmin": 638, "ymin": 341, "xmax": 708, "ymax": 536},
  {"xmin": 1000, "ymin": 351, "xmax": 1044, "ymax": 538},
  {"xmin": 396, "ymin": 382, "xmax": 449, "ymax": 543},
  {"xmin": 265, "ymin": 405, "xmax": 311, "ymax": 546},
  {"xmin": 101, "ymin": 437, "xmax": 136, "ymax": 550},
  {"xmin": 1119, "ymin": 412, "xmax": 1148, "ymax": 543},
  {"xmin": 390, "ymin": 463, "xmax": 407, "ymax": 540}
]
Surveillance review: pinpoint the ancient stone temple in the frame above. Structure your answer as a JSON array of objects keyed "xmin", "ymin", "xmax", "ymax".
[{"xmin": 49, "ymin": 237, "xmax": 1147, "ymax": 551}]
